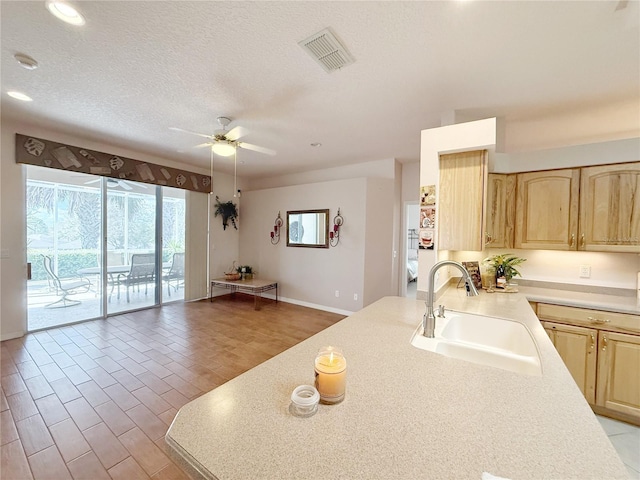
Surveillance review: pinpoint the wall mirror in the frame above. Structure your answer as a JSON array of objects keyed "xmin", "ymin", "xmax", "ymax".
[{"xmin": 286, "ymin": 209, "xmax": 329, "ymax": 248}]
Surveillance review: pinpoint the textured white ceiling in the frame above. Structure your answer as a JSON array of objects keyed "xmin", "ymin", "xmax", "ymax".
[{"xmin": 1, "ymin": 1, "xmax": 638, "ymax": 178}]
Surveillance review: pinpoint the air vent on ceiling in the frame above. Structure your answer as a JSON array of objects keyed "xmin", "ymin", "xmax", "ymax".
[{"xmin": 298, "ymin": 27, "xmax": 354, "ymax": 73}]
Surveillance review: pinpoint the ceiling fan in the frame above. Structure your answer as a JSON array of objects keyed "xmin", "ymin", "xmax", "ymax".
[
  {"xmin": 84, "ymin": 178, "xmax": 146, "ymax": 190},
  {"xmin": 169, "ymin": 117, "xmax": 276, "ymax": 157}
]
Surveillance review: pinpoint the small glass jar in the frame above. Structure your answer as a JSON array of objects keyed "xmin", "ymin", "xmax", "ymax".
[
  {"xmin": 314, "ymin": 346, "xmax": 347, "ymax": 404},
  {"xmin": 289, "ymin": 385, "xmax": 319, "ymax": 417}
]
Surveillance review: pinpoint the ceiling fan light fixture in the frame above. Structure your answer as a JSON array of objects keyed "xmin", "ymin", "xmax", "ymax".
[{"xmin": 212, "ymin": 142, "xmax": 236, "ymax": 157}]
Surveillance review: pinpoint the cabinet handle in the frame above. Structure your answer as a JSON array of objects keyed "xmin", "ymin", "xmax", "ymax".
[
  {"xmin": 569, "ymin": 234, "xmax": 575, "ymax": 247},
  {"xmin": 588, "ymin": 316, "xmax": 610, "ymax": 324},
  {"xmin": 485, "ymin": 232, "xmax": 493, "ymax": 245},
  {"xmin": 590, "ymin": 333, "xmax": 595, "ymax": 350},
  {"xmin": 602, "ymin": 335, "xmax": 607, "ymax": 351},
  {"xmin": 580, "ymin": 234, "xmax": 585, "ymax": 247}
]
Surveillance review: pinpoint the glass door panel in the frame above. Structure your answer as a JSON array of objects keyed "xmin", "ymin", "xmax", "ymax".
[
  {"xmin": 26, "ymin": 167, "xmax": 102, "ymax": 330},
  {"xmin": 162, "ymin": 186, "xmax": 186, "ymax": 303},
  {"xmin": 107, "ymin": 181, "xmax": 159, "ymax": 314}
]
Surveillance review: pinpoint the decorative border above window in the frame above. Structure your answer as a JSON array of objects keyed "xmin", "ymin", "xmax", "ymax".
[{"xmin": 15, "ymin": 134, "xmax": 211, "ymax": 193}]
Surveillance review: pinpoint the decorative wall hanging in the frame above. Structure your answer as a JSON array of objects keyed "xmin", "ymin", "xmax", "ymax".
[
  {"xmin": 419, "ymin": 184, "xmax": 436, "ymax": 250},
  {"xmin": 15, "ymin": 134, "xmax": 210, "ymax": 193},
  {"xmin": 329, "ymin": 208, "xmax": 344, "ymax": 247},
  {"xmin": 270, "ymin": 212, "xmax": 283, "ymax": 244}
]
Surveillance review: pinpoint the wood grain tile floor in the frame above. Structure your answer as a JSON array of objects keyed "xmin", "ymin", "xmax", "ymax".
[{"xmin": 1, "ymin": 294, "xmax": 344, "ymax": 479}]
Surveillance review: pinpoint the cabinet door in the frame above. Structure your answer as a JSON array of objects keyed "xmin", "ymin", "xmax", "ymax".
[
  {"xmin": 596, "ymin": 331, "xmax": 640, "ymax": 420},
  {"xmin": 438, "ymin": 150, "xmax": 487, "ymax": 251},
  {"xmin": 579, "ymin": 163, "xmax": 640, "ymax": 253},
  {"xmin": 544, "ymin": 322, "xmax": 597, "ymax": 404},
  {"xmin": 485, "ymin": 174, "xmax": 516, "ymax": 248},
  {"xmin": 515, "ymin": 169, "xmax": 580, "ymax": 250}
]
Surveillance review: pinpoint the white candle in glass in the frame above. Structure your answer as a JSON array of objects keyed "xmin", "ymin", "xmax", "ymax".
[{"xmin": 314, "ymin": 346, "xmax": 346, "ymax": 404}]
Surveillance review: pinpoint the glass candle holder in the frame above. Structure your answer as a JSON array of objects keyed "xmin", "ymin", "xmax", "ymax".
[
  {"xmin": 289, "ymin": 385, "xmax": 319, "ymax": 418},
  {"xmin": 314, "ymin": 346, "xmax": 346, "ymax": 404}
]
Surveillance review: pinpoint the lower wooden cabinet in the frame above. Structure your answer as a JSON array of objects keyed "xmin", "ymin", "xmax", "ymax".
[
  {"xmin": 539, "ymin": 304, "xmax": 640, "ymax": 425},
  {"xmin": 543, "ymin": 322, "xmax": 597, "ymax": 404},
  {"xmin": 596, "ymin": 331, "xmax": 640, "ymax": 420}
]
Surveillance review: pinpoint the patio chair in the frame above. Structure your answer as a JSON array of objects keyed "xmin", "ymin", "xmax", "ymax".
[
  {"xmin": 163, "ymin": 252, "xmax": 185, "ymax": 297},
  {"xmin": 116, "ymin": 253, "xmax": 155, "ymax": 303},
  {"xmin": 42, "ymin": 255, "xmax": 91, "ymax": 308}
]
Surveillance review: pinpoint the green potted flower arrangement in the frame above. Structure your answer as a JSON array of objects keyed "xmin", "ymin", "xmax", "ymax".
[
  {"xmin": 236, "ymin": 265, "xmax": 253, "ymax": 280},
  {"xmin": 482, "ymin": 253, "xmax": 526, "ymax": 289}
]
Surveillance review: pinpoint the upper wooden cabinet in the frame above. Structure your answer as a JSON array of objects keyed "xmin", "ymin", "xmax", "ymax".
[
  {"xmin": 485, "ymin": 173, "xmax": 515, "ymax": 248},
  {"xmin": 515, "ymin": 169, "xmax": 580, "ymax": 250},
  {"xmin": 579, "ymin": 163, "xmax": 640, "ymax": 253},
  {"xmin": 513, "ymin": 162, "xmax": 639, "ymax": 252},
  {"xmin": 438, "ymin": 150, "xmax": 487, "ymax": 251}
]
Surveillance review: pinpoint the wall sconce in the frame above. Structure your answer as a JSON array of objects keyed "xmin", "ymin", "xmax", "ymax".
[
  {"xmin": 330, "ymin": 208, "xmax": 344, "ymax": 247},
  {"xmin": 270, "ymin": 212, "xmax": 283, "ymax": 245}
]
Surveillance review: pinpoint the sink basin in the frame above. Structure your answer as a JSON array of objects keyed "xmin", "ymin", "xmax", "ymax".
[{"xmin": 411, "ymin": 311, "xmax": 542, "ymax": 376}]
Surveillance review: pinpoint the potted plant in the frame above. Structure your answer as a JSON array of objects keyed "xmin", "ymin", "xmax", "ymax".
[
  {"xmin": 214, "ymin": 196, "xmax": 238, "ymax": 230},
  {"xmin": 236, "ymin": 265, "xmax": 253, "ymax": 280},
  {"xmin": 482, "ymin": 253, "xmax": 526, "ymax": 289}
]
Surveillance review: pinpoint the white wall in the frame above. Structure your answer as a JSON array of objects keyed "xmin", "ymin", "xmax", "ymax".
[
  {"xmin": 0, "ymin": 118, "xmax": 218, "ymax": 340},
  {"xmin": 240, "ymin": 176, "xmax": 397, "ymax": 314},
  {"xmin": 240, "ymin": 178, "xmax": 365, "ymax": 314},
  {"xmin": 452, "ymin": 249, "xmax": 640, "ymax": 291}
]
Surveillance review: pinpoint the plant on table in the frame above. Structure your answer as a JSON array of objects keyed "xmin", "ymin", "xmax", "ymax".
[{"xmin": 482, "ymin": 253, "xmax": 526, "ymax": 283}]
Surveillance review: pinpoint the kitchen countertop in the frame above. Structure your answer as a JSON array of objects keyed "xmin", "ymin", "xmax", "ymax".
[
  {"xmin": 517, "ymin": 284, "xmax": 640, "ymax": 315},
  {"xmin": 165, "ymin": 288, "xmax": 629, "ymax": 479}
]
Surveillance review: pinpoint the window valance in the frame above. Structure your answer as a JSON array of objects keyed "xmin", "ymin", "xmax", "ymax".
[{"xmin": 16, "ymin": 134, "xmax": 211, "ymax": 193}]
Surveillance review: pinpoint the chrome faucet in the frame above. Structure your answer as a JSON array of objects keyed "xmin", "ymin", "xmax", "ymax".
[{"xmin": 423, "ymin": 260, "xmax": 479, "ymax": 338}]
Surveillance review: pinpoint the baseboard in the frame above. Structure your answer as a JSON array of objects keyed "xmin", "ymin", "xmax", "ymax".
[
  {"xmin": 274, "ymin": 295, "xmax": 354, "ymax": 316},
  {"xmin": 1, "ymin": 330, "xmax": 25, "ymax": 341}
]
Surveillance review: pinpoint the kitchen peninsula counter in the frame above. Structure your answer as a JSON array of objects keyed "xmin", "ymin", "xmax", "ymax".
[{"xmin": 165, "ymin": 288, "xmax": 629, "ymax": 479}]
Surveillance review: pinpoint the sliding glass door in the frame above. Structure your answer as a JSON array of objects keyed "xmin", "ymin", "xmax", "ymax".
[
  {"xmin": 26, "ymin": 168, "xmax": 102, "ymax": 330},
  {"xmin": 26, "ymin": 166, "xmax": 186, "ymax": 330},
  {"xmin": 106, "ymin": 181, "xmax": 159, "ymax": 314}
]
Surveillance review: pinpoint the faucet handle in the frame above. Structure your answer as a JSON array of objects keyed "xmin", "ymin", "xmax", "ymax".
[{"xmin": 437, "ymin": 305, "xmax": 445, "ymax": 318}]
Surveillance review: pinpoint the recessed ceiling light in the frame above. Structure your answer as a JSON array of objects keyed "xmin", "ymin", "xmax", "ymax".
[
  {"xmin": 14, "ymin": 53, "xmax": 39, "ymax": 70},
  {"xmin": 45, "ymin": 1, "xmax": 85, "ymax": 26},
  {"xmin": 310, "ymin": 142, "xmax": 322, "ymax": 147},
  {"xmin": 7, "ymin": 91, "xmax": 33, "ymax": 102}
]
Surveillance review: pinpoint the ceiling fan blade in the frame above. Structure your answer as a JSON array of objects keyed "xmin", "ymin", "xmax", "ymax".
[
  {"xmin": 238, "ymin": 142, "xmax": 276, "ymax": 156},
  {"xmin": 225, "ymin": 126, "xmax": 249, "ymax": 141},
  {"xmin": 119, "ymin": 181, "xmax": 133, "ymax": 190},
  {"xmin": 169, "ymin": 127, "xmax": 213, "ymax": 140},
  {"xmin": 615, "ymin": 0, "xmax": 628, "ymax": 10},
  {"xmin": 193, "ymin": 142, "xmax": 214, "ymax": 149}
]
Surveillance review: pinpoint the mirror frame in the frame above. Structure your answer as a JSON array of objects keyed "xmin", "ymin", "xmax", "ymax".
[{"xmin": 286, "ymin": 209, "xmax": 330, "ymax": 248}]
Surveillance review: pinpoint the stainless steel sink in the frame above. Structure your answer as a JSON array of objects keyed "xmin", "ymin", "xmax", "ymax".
[{"xmin": 411, "ymin": 311, "xmax": 542, "ymax": 376}]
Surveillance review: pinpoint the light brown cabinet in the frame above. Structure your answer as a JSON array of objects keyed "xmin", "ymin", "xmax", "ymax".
[
  {"xmin": 543, "ymin": 321, "xmax": 597, "ymax": 404},
  {"xmin": 513, "ymin": 162, "xmax": 639, "ymax": 252},
  {"xmin": 438, "ymin": 150, "xmax": 487, "ymax": 251},
  {"xmin": 579, "ymin": 163, "xmax": 640, "ymax": 252},
  {"xmin": 485, "ymin": 173, "xmax": 516, "ymax": 248},
  {"xmin": 538, "ymin": 303, "xmax": 640, "ymax": 425},
  {"xmin": 597, "ymin": 331, "xmax": 640, "ymax": 419},
  {"xmin": 514, "ymin": 169, "xmax": 580, "ymax": 250}
]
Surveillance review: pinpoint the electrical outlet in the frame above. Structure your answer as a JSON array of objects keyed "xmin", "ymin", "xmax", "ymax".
[
  {"xmin": 579, "ymin": 265, "xmax": 591, "ymax": 278},
  {"xmin": 335, "ymin": 290, "xmax": 339, "ymax": 298},
  {"xmin": 353, "ymin": 293, "xmax": 358, "ymax": 301}
]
